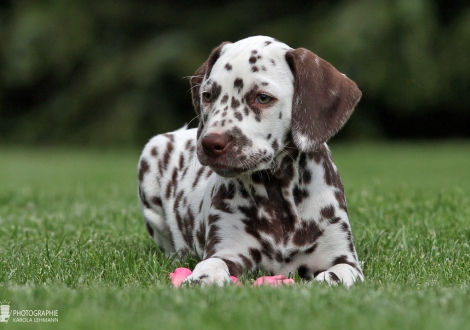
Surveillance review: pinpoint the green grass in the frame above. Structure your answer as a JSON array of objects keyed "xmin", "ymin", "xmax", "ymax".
[{"xmin": 0, "ymin": 142, "xmax": 469, "ymax": 330}]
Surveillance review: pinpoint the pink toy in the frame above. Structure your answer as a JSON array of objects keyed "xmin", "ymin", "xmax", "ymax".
[
  {"xmin": 169, "ymin": 267, "xmax": 193, "ymax": 287},
  {"xmin": 169, "ymin": 268, "xmax": 295, "ymax": 287},
  {"xmin": 252, "ymin": 275, "xmax": 295, "ymax": 287}
]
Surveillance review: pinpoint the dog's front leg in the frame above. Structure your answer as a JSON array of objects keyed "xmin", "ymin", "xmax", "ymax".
[{"xmin": 183, "ymin": 202, "xmax": 260, "ymax": 286}]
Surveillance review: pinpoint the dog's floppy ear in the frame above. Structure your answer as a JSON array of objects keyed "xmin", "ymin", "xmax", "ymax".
[
  {"xmin": 190, "ymin": 42, "xmax": 231, "ymax": 115},
  {"xmin": 285, "ymin": 48, "xmax": 361, "ymax": 152}
]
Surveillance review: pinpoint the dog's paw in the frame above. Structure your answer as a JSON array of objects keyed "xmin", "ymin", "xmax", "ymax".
[
  {"xmin": 314, "ymin": 264, "xmax": 362, "ymax": 287},
  {"xmin": 183, "ymin": 258, "xmax": 231, "ymax": 287}
]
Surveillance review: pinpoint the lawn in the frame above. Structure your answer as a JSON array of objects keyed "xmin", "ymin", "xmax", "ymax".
[{"xmin": 0, "ymin": 142, "xmax": 469, "ymax": 330}]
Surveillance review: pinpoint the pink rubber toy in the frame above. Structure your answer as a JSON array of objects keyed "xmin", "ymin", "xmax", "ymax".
[
  {"xmin": 252, "ymin": 275, "xmax": 295, "ymax": 287},
  {"xmin": 169, "ymin": 267, "xmax": 193, "ymax": 287}
]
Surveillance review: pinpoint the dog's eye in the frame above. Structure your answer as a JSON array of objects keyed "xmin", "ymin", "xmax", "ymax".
[
  {"xmin": 202, "ymin": 92, "xmax": 212, "ymax": 102},
  {"xmin": 256, "ymin": 94, "xmax": 273, "ymax": 104}
]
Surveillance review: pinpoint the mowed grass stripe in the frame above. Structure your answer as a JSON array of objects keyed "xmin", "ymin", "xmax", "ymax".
[{"xmin": 0, "ymin": 143, "xmax": 469, "ymax": 330}]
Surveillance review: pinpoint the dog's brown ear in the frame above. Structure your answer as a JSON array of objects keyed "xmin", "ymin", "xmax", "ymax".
[
  {"xmin": 285, "ymin": 48, "xmax": 361, "ymax": 152},
  {"xmin": 190, "ymin": 42, "xmax": 231, "ymax": 115}
]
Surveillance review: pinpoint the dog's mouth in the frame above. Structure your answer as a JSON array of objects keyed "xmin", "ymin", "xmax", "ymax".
[
  {"xmin": 197, "ymin": 140, "xmax": 273, "ymax": 177},
  {"xmin": 209, "ymin": 165, "xmax": 246, "ymax": 178},
  {"xmin": 206, "ymin": 156, "xmax": 273, "ymax": 178}
]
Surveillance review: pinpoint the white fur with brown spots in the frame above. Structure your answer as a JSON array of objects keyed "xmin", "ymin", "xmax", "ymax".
[{"xmin": 138, "ymin": 36, "xmax": 363, "ymax": 286}]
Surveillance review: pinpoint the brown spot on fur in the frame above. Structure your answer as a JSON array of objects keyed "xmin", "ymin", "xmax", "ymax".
[
  {"xmin": 234, "ymin": 78, "xmax": 244, "ymax": 93},
  {"xmin": 192, "ymin": 167, "xmax": 205, "ymax": 188},
  {"xmin": 145, "ymin": 222, "xmax": 154, "ymax": 237},
  {"xmin": 304, "ymin": 244, "xmax": 317, "ymax": 254},
  {"xmin": 329, "ymin": 272, "xmax": 340, "ymax": 283},
  {"xmin": 196, "ymin": 222, "xmax": 206, "ymax": 250},
  {"xmin": 212, "ymin": 185, "xmax": 235, "ymax": 214},
  {"xmin": 205, "ymin": 223, "xmax": 221, "ymax": 257},
  {"xmin": 179, "ymin": 154, "xmax": 185, "ymax": 169},
  {"xmin": 181, "ymin": 166, "xmax": 189, "ymax": 180},
  {"xmin": 260, "ymin": 239, "xmax": 274, "ymax": 260},
  {"xmin": 222, "ymin": 259, "xmax": 243, "ymax": 277},
  {"xmin": 152, "ymin": 196, "xmax": 162, "ymax": 207},
  {"xmin": 332, "ymin": 255, "xmax": 363, "ymax": 275},
  {"xmin": 163, "ymin": 133, "xmax": 175, "ymax": 142},
  {"xmin": 174, "ymin": 193, "xmax": 195, "ymax": 248},
  {"xmin": 162, "ymin": 141, "xmax": 174, "ymax": 171},
  {"xmin": 340, "ymin": 222, "xmax": 350, "ymax": 233},
  {"xmin": 335, "ymin": 190, "xmax": 348, "ymax": 212},
  {"xmin": 171, "ymin": 167, "xmax": 178, "ymax": 191},
  {"xmin": 231, "ymin": 97, "xmax": 240, "ymax": 109},
  {"xmin": 293, "ymin": 221, "xmax": 322, "ymax": 246},
  {"xmin": 185, "ymin": 140, "xmax": 194, "ymax": 150},
  {"xmin": 323, "ymin": 157, "xmax": 337, "ymax": 186},
  {"xmin": 138, "ymin": 158, "xmax": 149, "ymax": 181},
  {"xmin": 211, "ymin": 82, "xmax": 222, "ymax": 103},
  {"xmin": 225, "ymin": 63, "xmax": 232, "ymax": 71},
  {"xmin": 226, "ymin": 126, "xmax": 253, "ymax": 149},
  {"xmin": 302, "ymin": 169, "xmax": 312, "ymax": 184},
  {"xmin": 165, "ymin": 180, "xmax": 173, "ymax": 199},
  {"xmin": 249, "ymin": 248, "xmax": 262, "ymax": 263},
  {"xmin": 293, "ymin": 185, "xmax": 309, "ymax": 206},
  {"xmin": 226, "ymin": 183, "xmax": 236, "ymax": 199},
  {"xmin": 239, "ymin": 254, "xmax": 253, "ymax": 269},
  {"xmin": 272, "ymin": 139, "xmax": 279, "ymax": 151},
  {"xmin": 297, "ymin": 265, "xmax": 311, "ymax": 279},
  {"xmin": 221, "ymin": 94, "xmax": 229, "ymax": 104},
  {"xmin": 139, "ymin": 186, "xmax": 150, "ymax": 209},
  {"xmin": 321, "ymin": 205, "xmax": 335, "ymax": 218},
  {"xmin": 234, "ymin": 111, "xmax": 243, "ymax": 121}
]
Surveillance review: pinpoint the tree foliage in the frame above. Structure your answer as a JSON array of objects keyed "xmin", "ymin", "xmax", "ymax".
[{"xmin": 0, "ymin": 0, "xmax": 469, "ymax": 145}]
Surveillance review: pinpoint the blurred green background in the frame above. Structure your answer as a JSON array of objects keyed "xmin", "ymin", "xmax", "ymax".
[{"xmin": 0, "ymin": 0, "xmax": 469, "ymax": 146}]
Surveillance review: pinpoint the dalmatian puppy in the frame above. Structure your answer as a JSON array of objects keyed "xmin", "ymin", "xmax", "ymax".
[{"xmin": 138, "ymin": 36, "xmax": 363, "ymax": 286}]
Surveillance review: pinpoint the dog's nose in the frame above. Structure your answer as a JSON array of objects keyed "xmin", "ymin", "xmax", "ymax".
[{"xmin": 201, "ymin": 133, "xmax": 230, "ymax": 158}]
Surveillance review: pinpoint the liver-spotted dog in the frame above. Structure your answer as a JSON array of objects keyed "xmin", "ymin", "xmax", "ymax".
[{"xmin": 138, "ymin": 36, "xmax": 364, "ymax": 286}]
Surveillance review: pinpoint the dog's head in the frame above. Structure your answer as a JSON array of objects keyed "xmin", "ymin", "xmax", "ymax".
[{"xmin": 191, "ymin": 36, "xmax": 361, "ymax": 177}]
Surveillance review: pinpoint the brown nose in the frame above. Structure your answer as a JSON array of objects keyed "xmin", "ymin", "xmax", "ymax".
[{"xmin": 201, "ymin": 133, "xmax": 230, "ymax": 158}]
